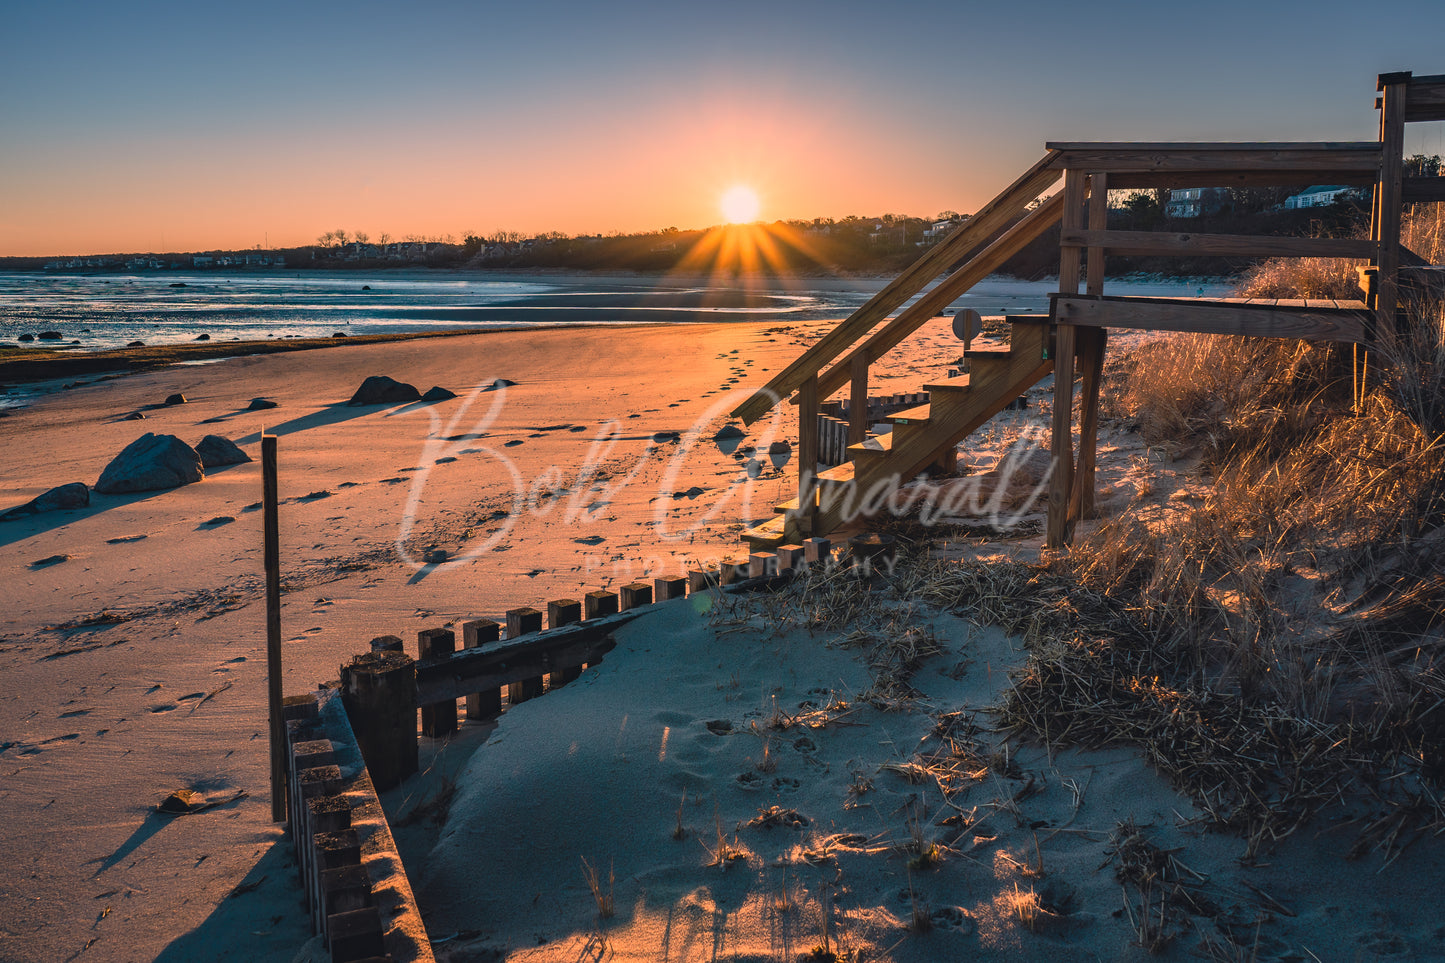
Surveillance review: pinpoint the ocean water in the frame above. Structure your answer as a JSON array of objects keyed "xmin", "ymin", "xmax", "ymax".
[
  {"xmin": 0, "ymin": 270, "xmax": 1235, "ymax": 409},
  {"xmin": 0, "ymin": 270, "xmax": 1238, "ymax": 350}
]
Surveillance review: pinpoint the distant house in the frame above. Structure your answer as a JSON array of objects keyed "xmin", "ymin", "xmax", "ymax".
[
  {"xmin": 920, "ymin": 216, "xmax": 965, "ymax": 246},
  {"xmin": 1283, "ymin": 185, "xmax": 1357, "ymax": 209},
  {"xmin": 193, "ymin": 255, "xmax": 213, "ymax": 268},
  {"xmin": 1166, "ymin": 187, "xmax": 1232, "ymax": 218}
]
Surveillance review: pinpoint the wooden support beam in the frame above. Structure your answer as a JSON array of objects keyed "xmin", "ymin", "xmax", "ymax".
[
  {"xmin": 414, "ymin": 609, "xmax": 642, "ymax": 707},
  {"xmin": 1375, "ymin": 77, "xmax": 1407, "ymax": 344},
  {"xmin": 1086, "ymin": 172, "xmax": 1108, "ymax": 296},
  {"xmin": 1048, "ymin": 169, "xmax": 1086, "ymax": 550},
  {"xmin": 1052, "ymin": 295, "xmax": 1371, "ymax": 343},
  {"xmin": 1402, "ymin": 78, "xmax": 1445, "ymax": 123},
  {"xmin": 1059, "ymin": 229, "xmax": 1377, "ymax": 260},
  {"xmin": 1402, "ymin": 177, "xmax": 1445, "ymax": 203},
  {"xmin": 848, "ymin": 353, "xmax": 869, "ymax": 446},
  {"xmin": 1105, "ymin": 169, "xmax": 1379, "ymax": 189},
  {"xmin": 1070, "ymin": 327, "xmax": 1107, "ymax": 522},
  {"xmin": 797, "ymin": 373, "xmax": 819, "ymax": 536},
  {"xmin": 654, "ymin": 576, "xmax": 688, "ymax": 600},
  {"xmin": 584, "ymin": 589, "xmax": 619, "ymax": 619},
  {"xmin": 731, "ymin": 152, "xmax": 1060, "ymax": 425},
  {"xmin": 1046, "ymin": 142, "xmax": 1382, "ymax": 173}
]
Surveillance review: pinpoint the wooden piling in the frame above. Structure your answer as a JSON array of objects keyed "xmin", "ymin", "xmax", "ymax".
[
  {"xmin": 548, "ymin": 599, "xmax": 583, "ymax": 687},
  {"xmin": 619, "ymin": 582, "xmax": 653, "ymax": 610},
  {"xmin": 338, "ymin": 651, "xmax": 417, "ymax": 791},
  {"xmin": 775, "ymin": 544, "xmax": 806, "ymax": 571},
  {"xmin": 416, "ymin": 628, "xmax": 457, "ymax": 737},
  {"xmin": 506, "ymin": 607, "xmax": 545, "ymax": 706},
  {"xmin": 655, "ymin": 576, "xmax": 688, "ymax": 600},
  {"xmin": 584, "ymin": 589, "xmax": 619, "ymax": 619},
  {"xmin": 462, "ymin": 619, "xmax": 502, "ymax": 719},
  {"xmin": 804, "ymin": 537, "xmax": 832, "ymax": 565},
  {"xmin": 687, "ymin": 568, "xmax": 719, "ymax": 594}
]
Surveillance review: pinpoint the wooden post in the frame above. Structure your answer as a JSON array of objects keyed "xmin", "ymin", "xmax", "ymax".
[
  {"xmin": 506, "ymin": 607, "xmax": 544, "ymax": 706},
  {"xmin": 462, "ymin": 619, "xmax": 502, "ymax": 719},
  {"xmin": 803, "ymin": 537, "xmax": 832, "ymax": 566},
  {"xmin": 262, "ymin": 433, "xmax": 284, "ymax": 822},
  {"xmin": 1069, "ymin": 175, "xmax": 1110, "ymax": 525},
  {"xmin": 654, "ymin": 576, "xmax": 688, "ymax": 600},
  {"xmin": 848, "ymin": 353, "xmax": 869, "ymax": 445},
  {"xmin": 584, "ymin": 589, "xmax": 619, "ymax": 619},
  {"xmin": 548, "ymin": 599, "xmax": 584, "ymax": 687},
  {"xmin": 775, "ymin": 544, "xmax": 806, "ymax": 571},
  {"xmin": 417, "ymin": 628, "xmax": 456, "ymax": 736},
  {"xmin": 797, "ymin": 373, "xmax": 820, "ymax": 535},
  {"xmin": 619, "ymin": 582, "xmax": 653, "ymax": 610},
  {"xmin": 1048, "ymin": 169, "xmax": 1087, "ymax": 550},
  {"xmin": 686, "ymin": 568, "xmax": 718, "ymax": 594},
  {"xmin": 339, "ymin": 651, "xmax": 417, "ymax": 791},
  {"xmin": 1374, "ymin": 72, "xmax": 1408, "ymax": 345},
  {"xmin": 1070, "ymin": 327, "xmax": 1107, "ymax": 521}
]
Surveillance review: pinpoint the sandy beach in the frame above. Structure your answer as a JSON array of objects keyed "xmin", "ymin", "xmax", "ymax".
[{"xmin": 3, "ymin": 317, "xmax": 1443, "ymax": 963}]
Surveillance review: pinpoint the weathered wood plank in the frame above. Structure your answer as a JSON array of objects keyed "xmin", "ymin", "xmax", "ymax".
[
  {"xmin": 1107, "ymin": 169, "xmax": 1378, "ymax": 189},
  {"xmin": 1402, "ymin": 80, "xmax": 1445, "ymax": 123},
  {"xmin": 1086, "ymin": 173, "xmax": 1108, "ymax": 297},
  {"xmin": 1059, "ymin": 229, "xmax": 1377, "ymax": 259},
  {"xmin": 797, "ymin": 374, "xmax": 819, "ymax": 533},
  {"xmin": 415, "ymin": 610, "xmax": 643, "ymax": 707},
  {"xmin": 1402, "ymin": 177, "xmax": 1445, "ymax": 203},
  {"xmin": 1376, "ymin": 77, "xmax": 1407, "ymax": 342},
  {"xmin": 1071, "ymin": 327, "xmax": 1107, "ymax": 521},
  {"xmin": 1045, "ymin": 143, "xmax": 1381, "ymax": 173},
  {"xmin": 731, "ymin": 152, "xmax": 1061, "ymax": 425},
  {"xmin": 848, "ymin": 353, "xmax": 868, "ymax": 446},
  {"xmin": 1048, "ymin": 170, "xmax": 1086, "ymax": 550},
  {"xmin": 1051, "ymin": 295, "xmax": 1371, "ymax": 343}
]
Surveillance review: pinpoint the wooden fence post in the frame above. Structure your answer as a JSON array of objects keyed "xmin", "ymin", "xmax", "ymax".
[
  {"xmin": 339, "ymin": 651, "xmax": 417, "ymax": 791},
  {"xmin": 462, "ymin": 619, "xmax": 502, "ymax": 719},
  {"xmin": 548, "ymin": 599, "xmax": 584, "ymax": 687},
  {"xmin": 263, "ymin": 433, "xmax": 284, "ymax": 822},
  {"xmin": 417, "ymin": 627, "xmax": 456, "ymax": 737},
  {"xmin": 506, "ymin": 607, "xmax": 544, "ymax": 706}
]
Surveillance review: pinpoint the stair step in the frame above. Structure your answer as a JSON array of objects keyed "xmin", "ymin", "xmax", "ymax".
[
  {"xmin": 964, "ymin": 349, "xmax": 1015, "ymax": 362},
  {"xmin": 774, "ymin": 495, "xmax": 802, "ymax": 514},
  {"xmin": 889, "ymin": 404, "xmax": 931, "ymax": 425},
  {"xmin": 742, "ymin": 515, "xmax": 788, "ymax": 550},
  {"xmin": 818, "ymin": 462, "xmax": 856, "ymax": 484},
  {"xmin": 847, "ymin": 433, "xmax": 893, "ymax": 459},
  {"xmin": 1006, "ymin": 313, "xmax": 1052, "ymax": 325},
  {"xmin": 922, "ymin": 380, "xmax": 971, "ymax": 395}
]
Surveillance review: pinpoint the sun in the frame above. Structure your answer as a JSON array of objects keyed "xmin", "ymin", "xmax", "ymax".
[{"xmin": 720, "ymin": 185, "xmax": 761, "ymax": 224}]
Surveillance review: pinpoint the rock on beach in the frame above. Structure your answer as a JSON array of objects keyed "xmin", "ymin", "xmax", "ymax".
[
  {"xmin": 95, "ymin": 433, "xmax": 204, "ymax": 494},
  {"xmin": 195, "ymin": 435, "xmax": 251, "ymax": 469},
  {"xmin": 348, "ymin": 375, "xmax": 421, "ymax": 405},
  {"xmin": 0, "ymin": 482, "xmax": 90, "ymax": 521}
]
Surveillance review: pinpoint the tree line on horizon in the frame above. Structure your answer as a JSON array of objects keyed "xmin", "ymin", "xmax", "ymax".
[{"xmin": 9, "ymin": 155, "xmax": 1441, "ymax": 277}]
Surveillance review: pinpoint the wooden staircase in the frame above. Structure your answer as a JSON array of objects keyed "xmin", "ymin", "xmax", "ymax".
[
  {"xmin": 731, "ymin": 70, "xmax": 1444, "ymax": 551},
  {"xmin": 743, "ymin": 316, "xmax": 1055, "ymax": 549}
]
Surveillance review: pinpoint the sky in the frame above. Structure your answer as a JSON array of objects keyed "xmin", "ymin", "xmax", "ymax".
[{"xmin": 3, "ymin": 0, "xmax": 1444, "ymax": 256}]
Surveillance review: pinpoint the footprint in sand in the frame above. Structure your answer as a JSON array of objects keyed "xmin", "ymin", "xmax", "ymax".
[
  {"xmin": 504, "ymin": 440, "xmax": 525, "ymax": 447},
  {"xmin": 434, "ymin": 456, "xmax": 458, "ymax": 464},
  {"xmin": 59, "ymin": 709, "xmax": 92, "ymax": 718},
  {"xmin": 202, "ymin": 516, "xmax": 235, "ymax": 526},
  {"xmin": 106, "ymin": 534, "xmax": 148, "ymax": 544},
  {"xmin": 149, "ymin": 703, "xmax": 179, "ymax": 713},
  {"xmin": 735, "ymin": 772, "xmax": 764, "ymax": 790},
  {"xmin": 772, "ymin": 776, "xmax": 801, "ymax": 793},
  {"xmin": 31, "ymin": 555, "xmax": 71, "ymax": 568}
]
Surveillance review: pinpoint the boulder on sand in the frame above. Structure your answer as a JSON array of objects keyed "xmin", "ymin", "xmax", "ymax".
[
  {"xmin": 164, "ymin": 393, "xmax": 187, "ymax": 406},
  {"xmin": 421, "ymin": 386, "xmax": 457, "ymax": 402},
  {"xmin": 95, "ymin": 433, "xmax": 204, "ymax": 494},
  {"xmin": 247, "ymin": 397, "xmax": 278, "ymax": 411},
  {"xmin": 0, "ymin": 482, "xmax": 90, "ymax": 521},
  {"xmin": 347, "ymin": 375, "xmax": 421, "ymax": 406},
  {"xmin": 195, "ymin": 435, "xmax": 251, "ymax": 469}
]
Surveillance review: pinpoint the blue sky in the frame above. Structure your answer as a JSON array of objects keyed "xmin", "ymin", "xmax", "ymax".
[{"xmin": 3, "ymin": 0, "xmax": 1443, "ymax": 254}]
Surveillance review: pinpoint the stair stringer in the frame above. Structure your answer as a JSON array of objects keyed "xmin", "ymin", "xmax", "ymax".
[{"xmin": 814, "ymin": 355, "xmax": 1054, "ymax": 535}]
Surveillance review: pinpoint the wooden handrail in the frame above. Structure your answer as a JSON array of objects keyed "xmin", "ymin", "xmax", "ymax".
[
  {"xmin": 730, "ymin": 151, "xmax": 1061, "ymax": 425},
  {"xmin": 1059, "ymin": 229, "xmax": 1378, "ymax": 259},
  {"xmin": 813, "ymin": 191, "xmax": 1066, "ymax": 401}
]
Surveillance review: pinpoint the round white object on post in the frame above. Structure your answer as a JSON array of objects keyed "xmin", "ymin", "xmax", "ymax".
[{"xmin": 951, "ymin": 308, "xmax": 983, "ymax": 342}]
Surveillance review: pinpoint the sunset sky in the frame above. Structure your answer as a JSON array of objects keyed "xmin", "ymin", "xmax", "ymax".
[{"xmin": 3, "ymin": 0, "xmax": 1444, "ymax": 256}]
